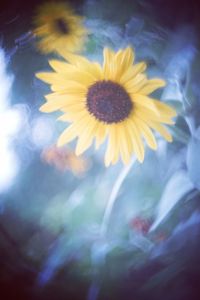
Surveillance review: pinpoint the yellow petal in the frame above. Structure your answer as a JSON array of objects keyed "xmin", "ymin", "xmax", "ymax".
[
  {"xmin": 57, "ymin": 114, "xmax": 92, "ymax": 146},
  {"xmin": 118, "ymin": 124, "xmax": 132, "ymax": 164},
  {"xmin": 119, "ymin": 62, "xmax": 147, "ymax": 84},
  {"xmin": 40, "ymin": 99, "xmax": 65, "ymax": 112},
  {"xmin": 95, "ymin": 123, "xmax": 107, "ymax": 149},
  {"xmin": 75, "ymin": 119, "xmax": 98, "ymax": 155},
  {"xmin": 58, "ymin": 50, "xmax": 88, "ymax": 66},
  {"xmin": 103, "ymin": 48, "xmax": 115, "ymax": 80},
  {"xmin": 131, "ymin": 94, "xmax": 160, "ymax": 115},
  {"xmin": 57, "ymin": 113, "xmax": 74, "ymax": 122},
  {"xmin": 105, "ymin": 125, "xmax": 119, "ymax": 167},
  {"xmin": 63, "ymin": 103, "xmax": 85, "ymax": 112},
  {"xmin": 123, "ymin": 46, "xmax": 135, "ymax": 67},
  {"xmin": 36, "ymin": 72, "xmax": 66, "ymax": 85},
  {"xmin": 138, "ymin": 79, "xmax": 166, "ymax": 95},
  {"xmin": 133, "ymin": 117, "xmax": 157, "ymax": 150},
  {"xmin": 147, "ymin": 121, "xmax": 173, "ymax": 142},
  {"xmin": 59, "ymin": 111, "xmax": 89, "ymax": 124},
  {"xmin": 40, "ymin": 94, "xmax": 85, "ymax": 113},
  {"xmin": 36, "ymin": 37, "xmax": 56, "ymax": 53},
  {"xmin": 111, "ymin": 147, "xmax": 120, "ymax": 165},
  {"xmin": 48, "ymin": 60, "xmax": 76, "ymax": 73},
  {"xmin": 36, "ymin": 71, "xmax": 89, "ymax": 91},
  {"xmin": 44, "ymin": 93, "xmax": 84, "ymax": 102},
  {"xmin": 57, "ymin": 124, "xmax": 78, "ymax": 146},
  {"xmin": 124, "ymin": 74, "xmax": 147, "ymax": 94},
  {"xmin": 134, "ymin": 105, "xmax": 175, "ymax": 125},
  {"xmin": 150, "ymin": 99, "xmax": 177, "ymax": 117},
  {"xmin": 60, "ymin": 71, "xmax": 94, "ymax": 86},
  {"xmin": 115, "ymin": 47, "xmax": 134, "ymax": 71},
  {"xmin": 58, "ymin": 50, "xmax": 103, "ymax": 80},
  {"xmin": 89, "ymin": 62, "xmax": 103, "ymax": 80},
  {"xmin": 50, "ymin": 81, "xmax": 87, "ymax": 93},
  {"xmin": 49, "ymin": 60, "xmax": 97, "ymax": 85},
  {"xmin": 126, "ymin": 119, "xmax": 145, "ymax": 162}
]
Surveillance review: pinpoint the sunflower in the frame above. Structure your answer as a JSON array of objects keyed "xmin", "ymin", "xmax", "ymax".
[
  {"xmin": 36, "ymin": 47, "xmax": 176, "ymax": 166},
  {"xmin": 33, "ymin": 2, "xmax": 88, "ymax": 54}
]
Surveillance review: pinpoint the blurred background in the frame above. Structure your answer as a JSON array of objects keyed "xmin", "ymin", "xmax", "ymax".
[{"xmin": 0, "ymin": 0, "xmax": 200, "ymax": 299}]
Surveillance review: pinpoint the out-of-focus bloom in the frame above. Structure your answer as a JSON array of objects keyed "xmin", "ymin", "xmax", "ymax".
[
  {"xmin": 152, "ymin": 231, "xmax": 168, "ymax": 243},
  {"xmin": 33, "ymin": 2, "xmax": 88, "ymax": 54},
  {"xmin": 130, "ymin": 216, "xmax": 152, "ymax": 235},
  {"xmin": 130, "ymin": 216, "xmax": 168, "ymax": 242},
  {"xmin": 37, "ymin": 47, "xmax": 176, "ymax": 166},
  {"xmin": 41, "ymin": 145, "xmax": 90, "ymax": 176}
]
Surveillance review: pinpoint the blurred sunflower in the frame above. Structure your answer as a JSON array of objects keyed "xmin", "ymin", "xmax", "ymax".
[
  {"xmin": 37, "ymin": 47, "xmax": 176, "ymax": 166},
  {"xmin": 33, "ymin": 2, "xmax": 88, "ymax": 54}
]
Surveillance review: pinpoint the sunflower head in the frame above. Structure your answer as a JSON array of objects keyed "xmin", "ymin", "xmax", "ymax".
[
  {"xmin": 86, "ymin": 80, "xmax": 133, "ymax": 123},
  {"xmin": 36, "ymin": 46, "xmax": 177, "ymax": 166},
  {"xmin": 33, "ymin": 2, "xmax": 88, "ymax": 54}
]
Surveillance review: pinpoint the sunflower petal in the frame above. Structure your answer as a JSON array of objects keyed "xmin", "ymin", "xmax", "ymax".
[
  {"xmin": 76, "ymin": 120, "xmax": 98, "ymax": 155},
  {"xmin": 134, "ymin": 105, "xmax": 175, "ymax": 125},
  {"xmin": 115, "ymin": 47, "xmax": 134, "ymax": 71},
  {"xmin": 36, "ymin": 72, "xmax": 67, "ymax": 85},
  {"xmin": 95, "ymin": 123, "xmax": 107, "ymax": 149},
  {"xmin": 147, "ymin": 121, "xmax": 173, "ymax": 142},
  {"xmin": 105, "ymin": 126, "xmax": 119, "ymax": 167},
  {"xmin": 150, "ymin": 99, "xmax": 177, "ymax": 117},
  {"xmin": 49, "ymin": 60, "xmax": 97, "ymax": 85},
  {"xmin": 124, "ymin": 74, "xmax": 147, "ymax": 94},
  {"xmin": 57, "ymin": 113, "xmax": 74, "ymax": 122},
  {"xmin": 120, "ymin": 62, "xmax": 147, "ymax": 84},
  {"xmin": 131, "ymin": 94, "xmax": 160, "ymax": 115},
  {"xmin": 44, "ymin": 93, "xmax": 84, "ymax": 102},
  {"xmin": 57, "ymin": 124, "xmax": 78, "ymax": 146},
  {"xmin": 127, "ymin": 119, "xmax": 145, "ymax": 162},
  {"xmin": 40, "ymin": 99, "xmax": 64, "ymax": 112},
  {"xmin": 134, "ymin": 117, "xmax": 157, "ymax": 150},
  {"xmin": 58, "ymin": 50, "xmax": 87, "ymax": 65},
  {"xmin": 50, "ymin": 81, "xmax": 87, "ymax": 94},
  {"xmin": 138, "ymin": 79, "xmax": 166, "ymax": 95},
  {"xmin": 118, "ymin": 124, "xmax": 132, "ymax": 164},
  {"xmin": 48, "ymin": 60, "xmax": 76, "ymax": 73},
  {"xmin": 103, "ymin": 48, "xmax": 115, "ymax": 79}
]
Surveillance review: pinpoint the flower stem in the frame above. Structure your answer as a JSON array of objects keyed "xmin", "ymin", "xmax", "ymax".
[{"xmin": 100, "ymin": 157, "xmax": 136, "ymax": 236}]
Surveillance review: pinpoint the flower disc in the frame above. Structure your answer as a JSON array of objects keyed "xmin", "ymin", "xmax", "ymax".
[
  {"xmin": 86, "ymin": 80, "xmax": 133, "ymax": 124},
  {"xmin": 54, "ymin": 18, "xmax": 69, "ymax": 35}
]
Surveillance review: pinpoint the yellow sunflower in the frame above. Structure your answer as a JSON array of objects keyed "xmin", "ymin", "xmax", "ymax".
[
  {"xmin": 33, "ymin": 2, "xmax": 88, "ymax": 54},
  {"xmin": 36, "ymin": 47, "xmax": 177, "ymax": 166}
]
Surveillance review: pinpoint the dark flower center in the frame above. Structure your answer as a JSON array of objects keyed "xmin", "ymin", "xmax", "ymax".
[
  {"xmin": 54, "ymin": 18, "xmax": 69, "ymax": 35},
  {"xmin": 86, "ymin": 80, "xmax": 133, "ymax": 124}
]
